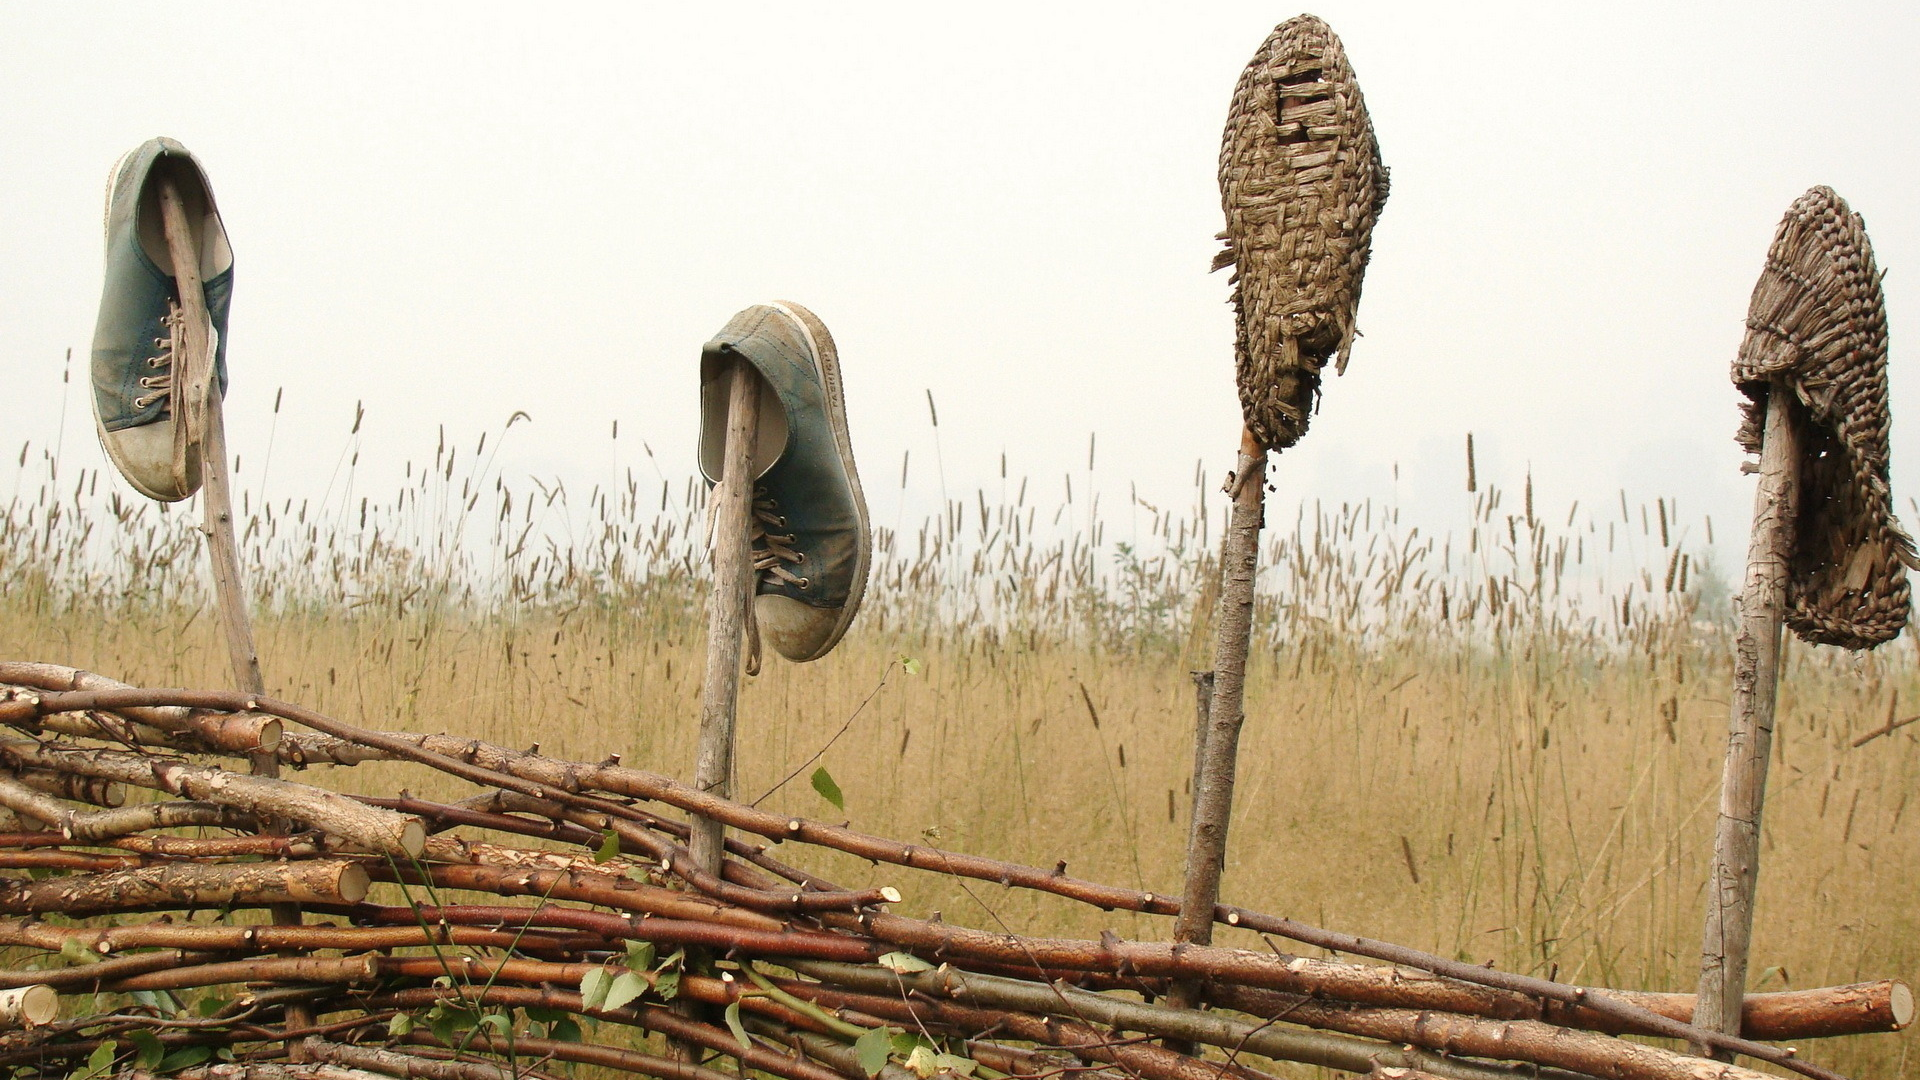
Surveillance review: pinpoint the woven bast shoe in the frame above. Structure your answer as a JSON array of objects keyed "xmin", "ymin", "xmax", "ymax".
[
  {"xmin": 699, "ymin": 302, "xmax": 871, "ymax": 666},
  {"xmin": 1734, "ymin": 186, "xmax": 1917, "ymax": 649},
  {"xmin": 91, "ymin": 137, "xmax": 234, "ymax": 502},
  {"xmin": 1215, "ymin": 15, "xmax": 1388, "ymax": 453}
]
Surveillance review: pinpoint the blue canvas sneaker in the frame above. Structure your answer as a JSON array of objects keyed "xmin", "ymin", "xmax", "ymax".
[
  {"xmin": 91, "ymin": 137, "xmax": 234, "ymax": 502},
  {"xmin": 699, "ymin": 303, "xmax": 870, "ymax": 666}
]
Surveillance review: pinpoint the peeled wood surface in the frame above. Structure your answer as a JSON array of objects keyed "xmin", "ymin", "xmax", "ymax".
[
  {"xmin": 0, "ymin": 859, "xmax": 368, "ymax": 915},
  {"xmin": 0, "ymin": 663, "xmax": 280, "ymax": 752},
  {"xmin": 0, "ymin": 740, "xmax": 422, "ymax": 856},
  {"xmin": 1614, "ymin": 980, "xmax": 1911, "ymax": 1041},
  {"xmin": 0, "ymin": 985, "xmax": 54, "ymax": 1030},
  {"xmin": 1697, "ymin": 382, "xmax": 1801, "ymax": 1050},
  {"xmin": 0, "ymin": 795, "xmax": 250, "ymax": 842}
]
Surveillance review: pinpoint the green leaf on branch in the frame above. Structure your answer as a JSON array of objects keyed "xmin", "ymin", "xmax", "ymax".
[
  {"xmin": 652, "ymin": 966, "xmax": 680, "ymax": 1001},
  {"xmin": 906, "ymin": 1045, "xmax": 939, "ymax": 1078},
  {"xmin": 891, "ymin": 1032, "xmax": 934, "ymax": 1057},
  {"xmin": 854, "ymin": 1026, "xmax": 897, "ymax": 1077},
  {"xmin": 159, "ymin": 1047, "xmax": 213, "ymax": 1072},
  {"xmin": 623, "ymin": 939, "xmax": 656, "ymax": 972},
  {"xmin": 525, "ymin": 1006, "xmax": 568, "ymax": 1024},
  {"xmin": 724, "ymin": 1001, "xmax": 751, "ymax": 1049},
  {"xmin": 811, "ymin": 766, "xmax": 846, "ymax": 810},
  {"xmin": 480, "ymin": 1012, "xmax": 512, "ymax": 1035},
  {"xmin": 131, "ymin": 989, "xmax": 178, "ymax": 1015},
  {"xmin": 76, "ymin": 1041, "xmax": 116, "ymax": 1080},
  {"xmin": 934, "ymin": 1053, "xmax": 979, "ymax": 1077},
  {"xmin": 579, "ymin": 967, "xmax": 612, "ymax": 1010},
  {"xmin": 129, "ymin": 1031, "xmax": 165, "ymax": 1071},
  {"xmin": 595, "ymin": 829, "xmax": 621, "ymax": 864},
  {"xmin": 877, "ymin": 951, "xmax": 932, "ymax": 974},
  {"xmin": 550, "ymin": 1018, "xmax": 583, "ymax": 1043},
  {"xmin": 605, "ymin": 971, "xmax": 647, "ymax": 1011}
]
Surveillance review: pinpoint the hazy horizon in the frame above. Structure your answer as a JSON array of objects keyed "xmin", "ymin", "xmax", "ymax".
[{"xmin": 3, "ymin": 2, "xmax": 1915, "ymax": 573}]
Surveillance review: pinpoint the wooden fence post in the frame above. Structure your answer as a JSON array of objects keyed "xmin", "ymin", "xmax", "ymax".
[
  {"xmin": 1170, "ymin": 430, "xmax": 1267, "ymax": 1010},
  {"xmin": 157, "ymin": 170, "xmax": 307, "ymax": 1053},
  {"xmin": 691, "ymin": 357, "xmax": 762, "ymax": 871},
  {"xmin": 1694, "ymin": 378, "xmax": 1800, "ymax": 1054}
]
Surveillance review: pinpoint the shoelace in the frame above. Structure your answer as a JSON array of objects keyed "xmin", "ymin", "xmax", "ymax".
[
  {"xmin": 131, "ymin": 304, "xmax": 185, "ymax": 412},
  {"xmin": 130, "ymin": 299, "xmax": 214, "ymax": 493},
  {"xmin": 749, "ymin": 491, "xmax": 807, "ymax": 588},
  {"xmin": 706, "ymin": 485, "xmax": 809, "ymax": 676},
  {"xmin": 743, "ymin": 489, "xmax": 807, "ymax": 676}
]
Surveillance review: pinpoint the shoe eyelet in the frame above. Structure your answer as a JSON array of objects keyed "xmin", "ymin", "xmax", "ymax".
[{"xmin": 797, "ymin": 578, "xmax": 811, "ymax": 589}]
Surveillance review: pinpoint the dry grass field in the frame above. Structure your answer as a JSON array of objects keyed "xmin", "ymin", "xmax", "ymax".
[{"xmin": 2, "ymin": 437, "xmax": 1916, "ymax": 1078}]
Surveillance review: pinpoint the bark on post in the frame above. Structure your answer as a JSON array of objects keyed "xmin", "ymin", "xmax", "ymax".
[
  {"xmin": 1695, "ymin": 379, "xmax": 1801, "ymax": 1052},
  {"xmin": 1172, "ymin": 430, "xmax": 1267, "ymax": 964},
  {"xmin": 692, "ymin": 358, "xmax": 762, "ymax": 873},
  {"xmin": 684, "ymin": 355, "xmax": 763, "ymax": 1062},
  {"xmin": 1184, "ymin": 669, "xmax": 1215, "ymax": 852},
  {"xmin": 1163, "ymin": 667, "xmax": 1217, "ymax": 1042},
  {"xmin": 154, "ymin": 177, "xmax": 265, "ymax": 706}
]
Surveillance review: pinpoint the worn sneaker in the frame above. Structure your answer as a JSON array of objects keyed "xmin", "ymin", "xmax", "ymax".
[
  {"xmin": 91, "ymin": 137, "xmax": 233, "ymax": 502},
  {"xmin": 699, "ymin": 302, "xmax": 870, "ymax": 665}
]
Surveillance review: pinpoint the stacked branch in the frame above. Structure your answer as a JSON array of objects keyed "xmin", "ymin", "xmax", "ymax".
[{"xmin": 0, "ymin": 664, "xmax": 1903, "ymax": 1080}]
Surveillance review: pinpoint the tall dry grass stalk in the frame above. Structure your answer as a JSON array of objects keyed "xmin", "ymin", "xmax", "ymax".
[{"xmin": 1, "ymin": 425, "xmax": 1915, "ymax": 1078}]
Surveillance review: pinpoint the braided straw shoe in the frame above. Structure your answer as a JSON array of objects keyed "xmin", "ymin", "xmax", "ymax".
[
  {"xmin": 1734, "ymin": 186, "xmax": 1917, "ymax": 649},
  {"xmin": 1215, "ymin": 14, "xmax": 1389, "ymax": 452}
]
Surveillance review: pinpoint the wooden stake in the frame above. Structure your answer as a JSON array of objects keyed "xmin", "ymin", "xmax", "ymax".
[
  {"xmin": 691, "ymin": 357, "xmax": 762, "ymax": 872},
  {"xmin": 1185, "ymin": 669, "xmax": 1216, "ymax": 854},
  {"xmin": 1695, "ymin": 379, "xmax": 1801, "ymax": 1054},
  {"xmin": 1161, "ymin": 668, "xmax": 1216, "ymax": 1049},
  {"xmin": 680, "ymin": 355, "xmax": 762, "ymax": 1063},
  {"xmin": 157, "ymin": 169, "xmax": 306, "ymax": 1053},
  {"xmin": 154, "ymin": 176, "xmax": 265, "ymax": 704},
  {"xmin": 1171, "ymin": 429, "xmax": 1267, "ymax": 989}
]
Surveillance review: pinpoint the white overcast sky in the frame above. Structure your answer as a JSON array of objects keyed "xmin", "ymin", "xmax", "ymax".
[{"xmin": 2, "ymin": 2, "xmax": 1916, "ymax": 557}]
